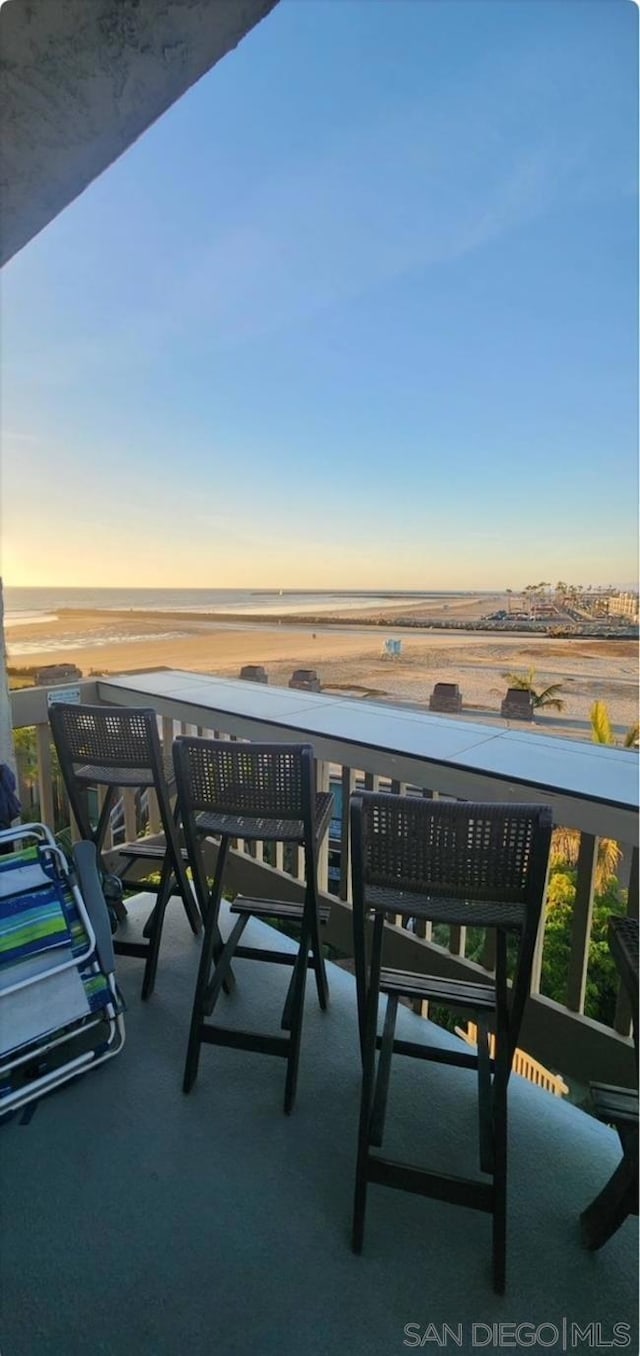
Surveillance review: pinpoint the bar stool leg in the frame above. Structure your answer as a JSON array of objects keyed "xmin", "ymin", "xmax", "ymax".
[
  {"xmin": 162, "ymin": 800, "xmax": 201, "ymax": 935},
  {"xmin": 580, "ymin": 1136, "xmax": 638, "ymax": 1250},
  {"xmin": 141, "ymin": 852, "xmax": 173, "ymax": 1002},
  {"xmin": 352, "ymin": 912, "xmax": 384, "ymax": 1253},
  {"xmin": 492, "ymin": 1065, "xmax": 508, "ymax": 1294},
  {"xmin": 308, "ymin": 880, "xmax": 329, "ymax": 1011},
  {"xmin": 183, "ymin": 837, "xmax": 231, "ymax": 1093},
  {"xmin": 369, "ymin": 993, "xmax": 398, "ymax": 1148},
  {"xmin": 353, "ymin": 901, "xmax": 367, "ymax": 1064},
  {"xmin": 492, "ymin": 932, "xmax": 510, "ymax": 1294},
  {"xmin": 283, "ymin": 929, "xmax": 311, "ymax": 1115}
]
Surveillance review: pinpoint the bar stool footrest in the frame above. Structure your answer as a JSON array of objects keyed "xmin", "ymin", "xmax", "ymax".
[
  {"xmin": 379, "ymin": 969, "xmax": 496, "ymax": 1008},
  {"xmin": 199, "ymin": 1025, "xmax": 290, "ymax": 1058},
  {"xmin": 115, "ymin": 840, "xmax": 190, "ymax": 863},
  {"xmin": 231, "ymin": 896, "xmax": 330, "ymax": 923},
  {"xmin": 114, "ymin": 939, "xmax": 149, "ymax": 959},
  {"xmin": 367, "ymin": 1154, "xmax": 494, "ymax": 1212},
  {"xmin": 590, "ymin": 1083, "xmax": 639, "ymax": 1129}
]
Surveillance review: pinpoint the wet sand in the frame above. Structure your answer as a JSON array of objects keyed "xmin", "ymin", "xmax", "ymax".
[{"xmin": 6, "ymin": 606, "xmax": 638, "ymax": 736}]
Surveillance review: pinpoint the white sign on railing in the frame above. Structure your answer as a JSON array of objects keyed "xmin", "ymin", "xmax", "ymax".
[{"xmin": 46, "ymin": 687, "xmax": 82, "ymax": 708}]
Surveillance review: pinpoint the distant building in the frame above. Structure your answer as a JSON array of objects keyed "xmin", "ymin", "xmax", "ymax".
[{"xmin": 607, "ymin": 593, "xmax": 639, "ymax": 623}]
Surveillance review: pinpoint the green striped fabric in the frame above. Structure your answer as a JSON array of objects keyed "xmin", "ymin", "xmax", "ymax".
[{"xmin": 0, "ymin": 889, "xmax": 71, "ymax": 967}]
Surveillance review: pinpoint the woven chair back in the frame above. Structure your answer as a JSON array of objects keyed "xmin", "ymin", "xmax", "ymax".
[
  {"xmin": 50, "ymin": 704, "xmax": 159, "ymax": 772},
  {"xmin": 174, "ymin": 738, "xmax": 313, "ymax": 822},
  {"xmin": 356, "ymin": 794, "xmax": 551, "ymax": 905}
]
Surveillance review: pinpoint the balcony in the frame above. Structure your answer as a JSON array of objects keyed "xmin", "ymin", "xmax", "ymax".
[
  {"xmin": 1, "ymin": 895, "xmax": 637, "ymax": 1354},
  {"xmin": 5, "ymin": 670, "xmax": 638, "ymax": 1348}
]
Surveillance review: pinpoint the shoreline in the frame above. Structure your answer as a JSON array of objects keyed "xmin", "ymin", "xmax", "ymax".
[
  {"xmin": 8, "ymin": 604, "xmax": 638, "ymax": 642},
  {"xmin": 5, "ymin": 606, "xmax": 638, "ymax": 740}
]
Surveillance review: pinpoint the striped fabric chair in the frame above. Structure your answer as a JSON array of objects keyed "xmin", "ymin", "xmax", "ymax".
[{"xmin": 0, "ymin": 823, "xmax": 124, "ymax": 1116}]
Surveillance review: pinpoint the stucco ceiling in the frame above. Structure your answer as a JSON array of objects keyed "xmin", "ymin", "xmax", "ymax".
[{"xmin": 0, "ymin": 0, "xmax": 278, "ymax": 266}]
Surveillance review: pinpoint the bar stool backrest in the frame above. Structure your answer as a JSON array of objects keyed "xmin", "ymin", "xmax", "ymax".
[
  {"xmin": 353, "ymin": 795, "xmax": 551, "ymax": 908},
  {"xmin": 50, "ymin": 704, "xmax": 162, "ymax": 778},
  {"xmin": 173, "ymin": 738, "xmax": 315, "ymax": 826},
  {"xmin": 352, "ymin": 794, "xmax": 552, "ymax": 1034}
]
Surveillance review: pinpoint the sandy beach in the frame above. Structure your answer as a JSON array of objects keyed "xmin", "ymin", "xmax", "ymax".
[{"xmin": 6, "ymin": 600, "xmax": 638, "ymax": 738}]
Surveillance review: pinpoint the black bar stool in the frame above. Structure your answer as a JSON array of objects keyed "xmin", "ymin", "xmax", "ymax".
[
  {"xmin": 49, "ymin": 703, "xmax": 201, "ymax": 998},
  {"xmin": 174, "ymin": 737, "xmax": 333, "ymax": 1114},
  {"xmin": 350, "ymin": 792, "xmax": 552, "ymax": 1293},
  {"xmin": 581, "ymin": 916, "xmax": 638, "ymax": 1249}
]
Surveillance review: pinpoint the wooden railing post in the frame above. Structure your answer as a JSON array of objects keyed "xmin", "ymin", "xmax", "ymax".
[
  {"xmin": 448, "ymin": 925, "xmax": 467, "ymax": 959},
  {"xmin": 316, "ymin": 759, "xmax": 330, "ymax": 893},
  {"xmin": 530, "ymin": 851, "xmax": 553, "ymax": 996},
  {"xmin": 35, "ymin": 723, "xmax": 55, "ymax": 828},
  {"xmin": 123, "ymin": 788, "xmax": 137, "ymax": 843},
  {"xmin": 162, "ymin": 717, "xmax": 175, "ymax": 755},
  {"xmin": 614, "ymin": 846, "xmax": 639, "ymax": 1035},
  {"xmin": 339, "ymin": 767, "xmax": 356, "ymax": 902},
  {"xmin": 566, "ymin": 833, "xmax": 598, "ymax": 1013},
  {"xmin": 97, "ymin": 786, "xmax": 113, "ymax": 851}
]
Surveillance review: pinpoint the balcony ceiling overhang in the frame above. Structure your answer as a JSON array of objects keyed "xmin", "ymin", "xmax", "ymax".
[{"xmin": 0, "ymin": 0, "xmax": 278, "ymax": 266}]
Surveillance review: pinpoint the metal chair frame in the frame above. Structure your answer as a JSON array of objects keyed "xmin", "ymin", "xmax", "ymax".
[
  {"xmin": 350, "ymin": 792, "xmax": 552, "ymax": 1293},
  {"xmin": 49, "ymin": 703, "xmax": 201, "ymax": 999},
  {"xmin": 174, "ymin": 737, "xmax": 333, "ymax": 1114}
]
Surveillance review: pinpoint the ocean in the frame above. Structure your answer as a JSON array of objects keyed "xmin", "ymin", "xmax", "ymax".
[{"xmin": 4, "ymin": 586, "xmax": 489, "ymax": 625}]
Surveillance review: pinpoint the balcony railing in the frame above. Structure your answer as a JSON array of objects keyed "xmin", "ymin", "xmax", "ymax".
[{"xmin": 10, "ymin": 669, "xmax": 639, "ymax": 1089}]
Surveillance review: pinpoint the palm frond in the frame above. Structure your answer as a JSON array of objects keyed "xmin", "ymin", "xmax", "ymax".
[
  {"xmin": 595, "ymin": 838, "xmax": 622, "ymax": 893},
  {"xmin": 550, "ymin": 827, "xmax": 579, "ymax": 869},
  {"xmin": 590, "ymin": 701, "xmax": 613, "ymax": 746},
  {"xmin": 623, "ymin": 722, "xmax": 639, "ymax": 750},
  {"xmin": 534, "ymin": 683, "xmax": 565, "ymax": 711},
  {"xmin": 502, "ymin": 668, "xmax": 535, "ymax": 691},
  {"xmin": 551, "ymin": 827, "xmax": 621, "ymax": 893},
  {"xmin": 502, "ymin": 669, "xmax": 564, "ymax": 710}
]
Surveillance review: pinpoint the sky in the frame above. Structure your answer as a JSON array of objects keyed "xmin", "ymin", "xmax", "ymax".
[{"xmin": 1, "ymin": 0, "xmax": 637, "ymax": 592}]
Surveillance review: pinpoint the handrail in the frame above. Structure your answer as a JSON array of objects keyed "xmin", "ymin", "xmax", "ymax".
[{"xmin": 9, "ymin": 672, "xmax": 638, "ymax": 1087}]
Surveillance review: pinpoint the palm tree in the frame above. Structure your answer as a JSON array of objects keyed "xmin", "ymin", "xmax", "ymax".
[
  {"xmin": 591, "ymin": 700, "xmax": 639, "ymax": 750},
  {"xmin": 550, "ymin": 828, "xmax": 621, "ymax": 894},
  {"xmin": 502, "ymin": 667, "xmax": 565, "ymax": 712},
  {"xmin": 551, "ymin": 692, "xmax": 633, "ymax": 891}
]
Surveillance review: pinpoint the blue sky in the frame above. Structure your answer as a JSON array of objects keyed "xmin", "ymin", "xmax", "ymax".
[{"xmin": 1, "ymin": 0, "xmax": 637, "ymax": 590}]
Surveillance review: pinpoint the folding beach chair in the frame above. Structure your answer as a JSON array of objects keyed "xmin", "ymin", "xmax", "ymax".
[{"xmin": 0, "ymin": 823, "xmax": 125, "ymax": 1117}]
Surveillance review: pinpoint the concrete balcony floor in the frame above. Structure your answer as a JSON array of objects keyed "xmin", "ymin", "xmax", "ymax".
[{"xmin": 1, "ymin": 897, "xmax": 637, "ymax": 1356}]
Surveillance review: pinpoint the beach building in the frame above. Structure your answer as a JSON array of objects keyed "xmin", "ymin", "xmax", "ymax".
[{"xmin": 608, "ymin": 593, "xmax": 640, "ymax": 623}]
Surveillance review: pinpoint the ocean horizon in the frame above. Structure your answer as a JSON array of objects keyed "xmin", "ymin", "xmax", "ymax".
[{"xmin": 4, "ymin": 586, "xmax": 497, "ymax": 625}]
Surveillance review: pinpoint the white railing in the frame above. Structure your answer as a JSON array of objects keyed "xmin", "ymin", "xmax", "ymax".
[{"xmin": 10, "ymin": 672, "xmax": 638, "ymax": 1088}]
